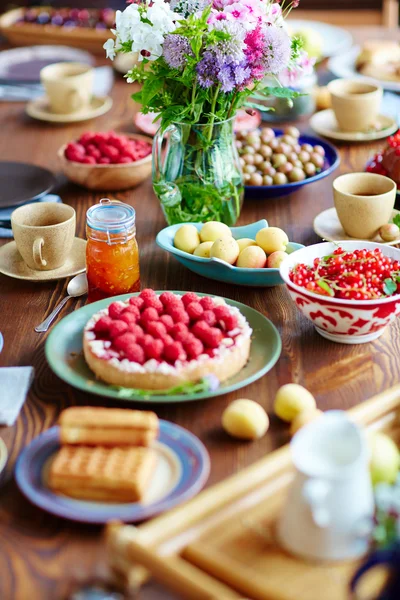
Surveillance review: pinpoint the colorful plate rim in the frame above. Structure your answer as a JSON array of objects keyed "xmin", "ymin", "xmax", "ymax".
[
  {"xmin": 45, "ymin": 292, "xmax": 282, "ymax": 403},
  {"xmin": 244, "ymin": 132, "xmax": 340, "ymax": 194},
  {"xmin": 15, "ymin": 422, "xmax": 210, "ymax": 524}
]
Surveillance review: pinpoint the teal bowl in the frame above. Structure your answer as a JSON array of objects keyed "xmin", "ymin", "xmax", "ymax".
[{"xmin": 156, "ymin": 220, "xmax": 304, "ymax": 287}]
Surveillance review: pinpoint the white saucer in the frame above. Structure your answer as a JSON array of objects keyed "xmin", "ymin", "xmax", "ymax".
[
  {"xmin": 26, "ymin": 96, "xmax": 113, "ymax": 124},
  {"xmin": 314, "ymin": 207, "xmax": 400, "ymax": 246},
  {"xmin": 310, "ymin": 109, "xmax": 398, "ymax": 142},
  {"xmin": 0, "ymin": 237, "xmax": 86, "ymax": 281},
  {"xmin": 0, "ymin": 438, "xmax": 7, "ymax": 475}
]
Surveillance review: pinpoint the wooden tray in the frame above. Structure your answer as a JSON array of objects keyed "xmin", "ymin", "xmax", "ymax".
[
  {"xmin": 106, "ymin": 384, "xmax": 400, "ymax": 600},
  {"xmin": 0, "ymin": 8, "xmax": 112, "ymax": 55}
]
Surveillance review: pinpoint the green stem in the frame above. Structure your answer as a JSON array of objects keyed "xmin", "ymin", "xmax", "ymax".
[
  {"xmin": 191, "ymin": 82, "xmax": 197, "ymax": 116},
  {"xmin": 207, "ymin": 84, "xmax": 220, "ymax": 142},
  {"xmin": 227, "ymin": 90, "xmax": 238, "ymax": 120}
]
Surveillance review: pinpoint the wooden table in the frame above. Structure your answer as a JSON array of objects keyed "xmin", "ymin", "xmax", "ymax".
[{"xmin": 0, "ymin": 26, "xmax": 399, "ymax": 600}]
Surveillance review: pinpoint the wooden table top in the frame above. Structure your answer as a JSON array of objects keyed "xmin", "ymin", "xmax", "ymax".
[{"xmin": 0, "ymin": 26, "xmax": 399, "ymax": 600}]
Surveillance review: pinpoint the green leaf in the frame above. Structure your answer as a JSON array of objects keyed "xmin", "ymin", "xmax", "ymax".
[
  {"xmin": 317, "ymin": 279, "xmax": 334, "ymax": 296},
  {"xmin": 392, "ymin": 214, "xmax": 400, "ymax": 228},
  {"xmin": 140, "ymin": 78, "xmax": 164, "ymax": 109},
  {"xmin": 243, "ymin": 101, "xmax": 274, "ymax": 113},
  {"xmin": 111, "ymin": 377, "xmax": 219, "ymax": 399},
  {"xmin": 383, "ymin": 278, "xmax": 397, "ymax": 296},
  {"xmin": 258, "ymin": 86, "xmax": 303, "ymax": 100}
]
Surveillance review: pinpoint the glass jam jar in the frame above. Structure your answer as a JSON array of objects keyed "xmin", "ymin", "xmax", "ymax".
[{"xmin": 86, "ymin": 198, "xmax": 140, "ymax": 303}]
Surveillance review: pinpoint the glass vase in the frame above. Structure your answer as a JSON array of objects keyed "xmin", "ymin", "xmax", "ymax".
[{"xmin": 152, "ymin": 117, "xmax": 244, "ymax": 226}]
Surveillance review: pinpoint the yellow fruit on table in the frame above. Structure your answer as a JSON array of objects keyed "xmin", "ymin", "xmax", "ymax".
[
  {"xmin": 237, "ymin": 238, "xmax": 257, "ymax": 253},
  {"xmin": 290, "ymin": 409, "xmax": 323, "ymax": 436},
  {"xmin": 210, "ymin": 237, "xmax": 240, "ymax": 265},
  {"xmin": 193, "ymin": 241, "xmax": 213, "ymax": 258},
  {"xmin": 237, "ymin": 245, "xmax": 267, "ymax": 268},
  {"xmin": 267, "ymin": 250, "xmax": 288, "ymax": 269},
  {"xmin": 174, "ymin": 224, "xmax": 200, "ymax": 254},
  {"xmin": 256, "ymin": 227, "xmax": 289, "ymax": 254},
  {"xmin": 274, "ymin": 383, "xmax": 316, "ymax": 423},
  {"xmin": 200, "ymin": 221, "xmax": 232, "ymax": 243},
  {"xmin": 369, "ymin": 432, "xmax": 400, "ymax": 486},
  {"xmin": 222, "ymin": 399, "xmax": 269, "ymax": 440}
]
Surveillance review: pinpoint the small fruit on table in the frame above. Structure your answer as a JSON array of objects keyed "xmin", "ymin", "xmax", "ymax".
[
  {"xmin": 210, "ymin": 237, "xmax": 240, "ymax": 265},
  {"xmin": 380, "ymin": 223, "xmax": 400, "ymax": 242},
  {"xmin": 193, "ymin": 241, "xmax": 213, "ymax": 258},
  {"xmin": 222, "ymin": 399, "xmax": 269, "ymax": 440},
  {"xmin": 200, "ymin": 221, "xmax": 232, "ymax": 243},
  {"xmin": 174, "ymin": 224, "xmax": 200, "ymax": 254},
  {"xmin": 64, "ymin": 131, "xmax": 151, "ymax": 165},
  {"xmin": 290, "ymin": 409, "xmax": 323, "ymax": 436},
  {"xmin": 237, "ymin": 238, "xmax": 257, "ymax": 253},
  {"xmin": 369, "ymin": 432, "xmax": 400, "ymax": 486},
  {"xmin": 274, "ymin": 384, "xmax": 316, "ymax": 423},
  {"xmin": 267, "ymin": 251, "xmax": 288, "ymax": 269},
  {"xmin": 237, "ymin": 246, "xmax": 267, "ymax": 268},
  {"xmin": 256, "ymin": 227, "xmax": 289, "ymax": 254}
]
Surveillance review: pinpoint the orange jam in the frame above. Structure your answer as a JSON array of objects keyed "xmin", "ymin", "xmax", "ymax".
[{"xmin": 86, "ymin": 199, "xmax": 140, "ymax": 303}]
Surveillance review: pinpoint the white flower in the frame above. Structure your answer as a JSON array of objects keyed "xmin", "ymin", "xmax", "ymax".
[
  {"xmin": 103, "ymin": 38, "xmax": 116, "ymax": 61},
  {"xmin": 115, "ymin": 5, "xmax": 141, "ymax": 45},
  {"xmin": 147, "ymin": 0, "xmax": 177, "ymax": 34}
]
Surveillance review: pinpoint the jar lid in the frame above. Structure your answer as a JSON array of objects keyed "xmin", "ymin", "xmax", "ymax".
[{"xmin": 86, "ymin": 198, "xmax": 136, "ymax": 233}]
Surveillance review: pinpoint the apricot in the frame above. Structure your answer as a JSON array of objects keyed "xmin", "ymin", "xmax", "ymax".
[
  {"xmin": 200, "ymin": 221, "xmax": 232, "ymax": 243},
  {"xmin": 210, "ymin": 237, "xmax": 240, "ymax": 265},
  {"xmin": 256, "ymin": 227, "xmax": 289, "ymax": 254},
  {"xmin": 193, "ymin": 241, "xmax": 213, "ymax": 258},
  {"xmin": 274, "ymin": 384, "xmax": 316, "ymax": 423},
  {"xmin": 222, "ymin": 399, "xmax": 269, "ymax": 440},
  {"xmin": 174, "ymin": 225, "xmax": 200, "ymax": 254},
  {"xmin": 237, "ymin": 246, "xmax": 267, "ymax": 268}
]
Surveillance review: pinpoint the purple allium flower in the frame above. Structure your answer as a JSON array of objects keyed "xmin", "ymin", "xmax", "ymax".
[
  {"xmin": 262, "ymin": 26, "xmax": 291, "ymax": 74},
  {"xmin": 196, "ymin": 50, "xmax": 218, "ymax": 88},
  {"xmin": 163, "ymin": 34, "xmax": 193, "ymax": 70},
  {"xmin": 213, "ymin": 20, "xmax": 246, "ymax": 65}
]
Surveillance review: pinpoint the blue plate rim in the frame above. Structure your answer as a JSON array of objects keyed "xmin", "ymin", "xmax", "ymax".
[
  {"xmin": 15, "ymin": 422, "xmax": 210, "ymax": 524},
  {"xmin": 243, "ymin": 132, "xmax": 340, "ymax": 193}
]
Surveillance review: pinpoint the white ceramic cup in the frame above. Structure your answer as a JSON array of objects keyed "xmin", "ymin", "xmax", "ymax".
[
  {"xmin": 328, "ymin": 78, "xmax": 383, "ymax": 133},
  {"xmin": 278, "ymin": 411, "xmax": 374, "ymax": 562},
  {"xmin": 40, "ymin": 62, "xmax": 94, "ymax": 115}
]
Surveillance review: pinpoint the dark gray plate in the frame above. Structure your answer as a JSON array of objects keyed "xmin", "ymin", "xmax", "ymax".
[{"xmin": 0, "ymin": 162, "xmax": 57, "ymax": 208}]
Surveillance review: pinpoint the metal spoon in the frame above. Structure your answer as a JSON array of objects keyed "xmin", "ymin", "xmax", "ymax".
[{"xmin": 35, "ymin": 273, "xmax": 88, "ymax": 333}]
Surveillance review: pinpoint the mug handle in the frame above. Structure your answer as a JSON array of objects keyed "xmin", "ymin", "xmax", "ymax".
[
  {"xmin": 350, "ymin": 548, "xmax": 394, "ymax": 599},
  {"xmin": 302, "ymin": 478, "xmax": 331, "ymax": 528},
  {"xmin": 33, "ymin": 237, "xmax": 46, "ymax": 268}
]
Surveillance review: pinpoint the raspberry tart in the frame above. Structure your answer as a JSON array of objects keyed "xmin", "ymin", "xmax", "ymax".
[{"xmin": 83, "ymin": 290, "xmax": 252, "ymax": 390}]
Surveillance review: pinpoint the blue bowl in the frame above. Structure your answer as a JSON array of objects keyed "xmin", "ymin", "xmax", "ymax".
[
  {"xmin": 244, "ymin": 131, "xmax": 340, "ymax": 199},
  {"xmin": 156, "ymin": 219, "xmax": 304, "ymax": 287}
]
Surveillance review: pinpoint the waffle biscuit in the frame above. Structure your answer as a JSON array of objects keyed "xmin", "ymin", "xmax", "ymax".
[
  {"xmin": 48, "ymin": 445, "xmax": 157, "ymax": 502},
  {"xmin": 59, "ymin": 407, "xmax": 159, "ymax": 447}
]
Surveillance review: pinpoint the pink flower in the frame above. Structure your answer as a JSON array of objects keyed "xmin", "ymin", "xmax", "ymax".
[
  {"xmin": 207, "ymin": 9, "xmax": 228, "ymax": 24},
  {"xmin": 224, "ymin": 2, "xmax": 251, "ymax": 21},
  {"xmin": 212, "ymin": 0, "xmax": 234, "ymax": 9},
  {"xmin": 269, "ymin": 3, "xmax": 282, "ymax": 20}
]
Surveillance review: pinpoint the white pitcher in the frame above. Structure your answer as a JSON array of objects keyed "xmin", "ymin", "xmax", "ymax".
[{"xmin": 278, "ymin": 410, "xmax": 374, "ymax": 562}]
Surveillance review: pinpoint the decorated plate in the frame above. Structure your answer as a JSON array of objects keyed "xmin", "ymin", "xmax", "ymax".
[
  {"xmin": 45, "ymin": 292, "xmax": 281, "ymax": 403},
  {"xmin": 15, "ymin": 422, "xmax": 209, "ymax": 524}
]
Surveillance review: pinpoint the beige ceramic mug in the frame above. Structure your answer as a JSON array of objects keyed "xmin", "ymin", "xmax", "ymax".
[
  {"xmin": 11, "ymin": 203, "xmax": 76, "ymax": 271},
  {"xmin": 327, "ymin": 79, "xmax": 382, "ymax": 132},
  {"xmin": 333, "ymin": 173, "xmax": 396, "ymax": 239},
  {"xmin": 40, "ymin": 62, "xmax": 94, "ymax": 115}
]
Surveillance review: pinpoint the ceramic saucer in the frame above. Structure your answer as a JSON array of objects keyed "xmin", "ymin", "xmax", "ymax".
[
  {"xmin": 314, "ymin": 207, "xmax": 400, "ymax": 245},
  {"xmin": 0, "ymin": 237, "xmax": 86, "ymax": 281},
  {"xmin": 310, "ymin": 109, "xmax": 398, "ymax": 142},
  {"xmin": 26, "ymin": 96, "xmax": 112, "ymax": 124}
]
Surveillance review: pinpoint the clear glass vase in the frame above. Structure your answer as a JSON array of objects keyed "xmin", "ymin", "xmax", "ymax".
[{"xmin": 152, "ymin": 117, "xmax": 244, "ymax": 226}]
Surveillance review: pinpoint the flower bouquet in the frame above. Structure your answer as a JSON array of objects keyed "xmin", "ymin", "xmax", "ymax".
[{"xmin": 105, "ymin": 0, "xmax": 303, "ymax": 225}]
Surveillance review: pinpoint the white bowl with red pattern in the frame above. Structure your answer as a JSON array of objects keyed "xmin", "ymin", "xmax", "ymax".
[{"xmin": 279, "ymin": 241, "xmax": 400, "ymax": 344}]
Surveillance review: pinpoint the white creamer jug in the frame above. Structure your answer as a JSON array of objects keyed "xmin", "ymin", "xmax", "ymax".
[{"xmin": 278, "ymin": 410, "xmax": 374, "ymax": 561}]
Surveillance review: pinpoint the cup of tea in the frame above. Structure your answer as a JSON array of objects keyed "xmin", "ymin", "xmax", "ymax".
[
  {"xmin": 327, "ymin": 79, "xmax": 383, "ymax": 132},
  {"xmin": 11, "ymin": 203, "xmax": 76, "ymax": 271},
  {"xmin": 333, "ymin": 173, "xmax": 396, "ymax": 239},
  {"xmin": 40, "ymin": 62, "xmax": 94, "ymax": 115}
]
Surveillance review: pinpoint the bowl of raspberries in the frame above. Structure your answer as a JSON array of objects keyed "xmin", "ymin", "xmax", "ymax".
[{"xmin": 58, "ymin": 130, "xmax": 152, "ymax": 191}]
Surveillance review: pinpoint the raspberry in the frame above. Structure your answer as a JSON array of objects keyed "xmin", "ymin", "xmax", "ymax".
[
  {"xmin": 202, "ymin": 327, "xmax": 223, "ymax": 348},
  {"xmin": 160, "ymin": 314, "xmax": 174, "ymax": 331},
  {"xmin": 221, "ymin": 313, "xmax": 238, "ymax": 332},
  {"xmin": 143, "ymin": 337, "xmax": 164, "ymax": 360},
  {"xmin": 118, "ymin": 156, "xmax": 133, "ymax": 164},
  {"xmin": 184, "ymin": 337, "xmax": 204, "ymax": 359},
  {"xmin": 164, "ymin": 341, "xmax": 187, "ymax": 364},
  {"xmin": 186, "ymin": 302, "xmax": 204, "ymax": 321},
  {"xmin": 93, "ymin": 315, "xmax": 113, "ymax": 334},
  {"xmin": 65, "ymin": 142, "xmax": 85, "ymax": 161},
  {"xmin": 122, "ymin": 305, "xmax": 140, "ymax": 319},
  {"xmin": 124, "ymin": 343, "xmax": 145, "ymax": 364},
  {"xmin": 109, "ymin": 320, "xmax": 129, "ymax": 339},
  {"xmin": 214, "ymin": 306, "xmax": 230, "ymax": 321},
  {"xmin": 170, "ymin": 323, "xmax": 189, "ymax": 340},
  {"xmin": 98, "ymin": 157, "xmax": 111, "ymax": 165},
  {"xmin": 108, "ymin": 302, "xmax": 124, "ymax": 320},
  {"xmin": 113, "ymin": 332, "xmax": 137, "ymax": 352},
  {"xmin": 120, "ymin": 311, "xmax": 138, "ymax": 326},
  {"xmin": 160, "ymin": 291, "xmax": 180, "ymax": 307},
  {"xmin": 160, "ymin": 333, "xmax": 174, "ymax": 346},
  {"xmin": 128, "ymin": 324, "xmax": 145, "ymax": 342},
  {"xmin": 182, "ymin": 292, "xmax": 199, "ymax": 307},
  {"xmin": 140, "ymin": 289, "xmax": 157, "ymax": 303},
  {"xmin": 141, "ymin": 307, "xmax": 159, "ymax": 323},
  {"xmin": 129, "ymin": 296, "xmax": 144, "ymax": 309},
  {"xmin": 78, "ymin": 132, "xmax": 94, "ymax": 145},
  {"xmin": 200, "ymin": 297, "xmax": 215, "ymax": 310},
  {"xmin": 142, "ymin": 295, "xmax": 163, "ymax": 312},
  {"xmin": 202, "ymin": 310, "xmax": 216, "ymax": 327},
  {"xmin": 168, "ymin": 306, "xmax": 190, "ymax": 325},
  {"xmin": 81, "ymin": 156, "xmax": 96, "ymax": 164},
  {"xmin": 191, "ymin": 321, "xmax": 210, "ymax": 342},
  {"xmin": 146, "ymin": 321, "xmax": 167, "ymax": 338}
]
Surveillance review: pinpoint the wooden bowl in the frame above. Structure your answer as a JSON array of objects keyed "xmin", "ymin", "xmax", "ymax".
[{"xmin": 57, "ymin": 133, "xmax": 153, "ymax": 191}]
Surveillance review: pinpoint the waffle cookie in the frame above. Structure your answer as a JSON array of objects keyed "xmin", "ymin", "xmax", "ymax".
[
  {"xmin": 48, "ymin": 444, "xmax": 157, "ymax": 502},
  {"xmin": 59, "ymin": 407, "xmax": 159, "ymax": 447}
]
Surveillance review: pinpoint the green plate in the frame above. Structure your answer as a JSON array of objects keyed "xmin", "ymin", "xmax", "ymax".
[{"xmin": 45, "ymin": 292, "xmax": 281, "ymax": 403}]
